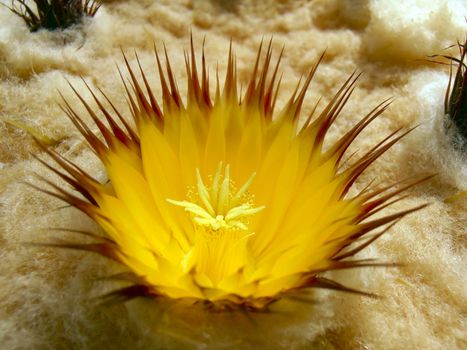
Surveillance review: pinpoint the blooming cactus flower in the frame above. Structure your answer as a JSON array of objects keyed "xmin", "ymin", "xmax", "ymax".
[{"xmin": 35, "ymin": 38, "xmax": 428, "ymax": 310}]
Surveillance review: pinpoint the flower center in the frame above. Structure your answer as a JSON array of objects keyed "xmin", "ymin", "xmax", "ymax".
[{"xmin": 167, "ymin": 163, "xmax": 265, "ymax": 232}]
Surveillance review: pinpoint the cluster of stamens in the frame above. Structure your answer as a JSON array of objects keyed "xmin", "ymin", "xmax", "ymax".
[{"xmin": 167, "ymin": 163, "xmax": 265, "ymax": 232}]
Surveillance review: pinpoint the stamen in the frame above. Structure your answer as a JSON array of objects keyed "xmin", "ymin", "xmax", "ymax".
[{"xmin": 233, "ymin": 172, "xmax": 257, "ymax": 204}]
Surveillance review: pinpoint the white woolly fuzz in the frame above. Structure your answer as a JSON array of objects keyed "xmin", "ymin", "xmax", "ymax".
[
  {"xmin": 408, "ymin": 70, "xmax": 467, "ymax": 189},
  {"xmin": 363, "ymin": 0, "xmax": 467, "ymax": 61}
]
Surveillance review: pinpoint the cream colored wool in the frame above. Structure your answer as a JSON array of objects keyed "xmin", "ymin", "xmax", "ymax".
[{"xmin": 0, "ymin": 0, "xmax": 466, "ymax": 349}]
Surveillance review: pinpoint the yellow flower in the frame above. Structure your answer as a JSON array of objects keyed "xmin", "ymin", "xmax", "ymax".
[{"xmin": 37, "ymin": 39, "xmax": 428, "ymax": 310}]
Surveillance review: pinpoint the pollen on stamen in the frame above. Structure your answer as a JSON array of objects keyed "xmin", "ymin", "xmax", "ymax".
[{"xmin": 167, "ymin": 162, "xmax": 265, "ymax": 232}]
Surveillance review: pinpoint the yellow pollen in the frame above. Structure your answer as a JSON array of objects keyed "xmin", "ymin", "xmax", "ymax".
[{"xmin": 167, "ymin": 163, "xmax": 265, "ymax": 231}]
